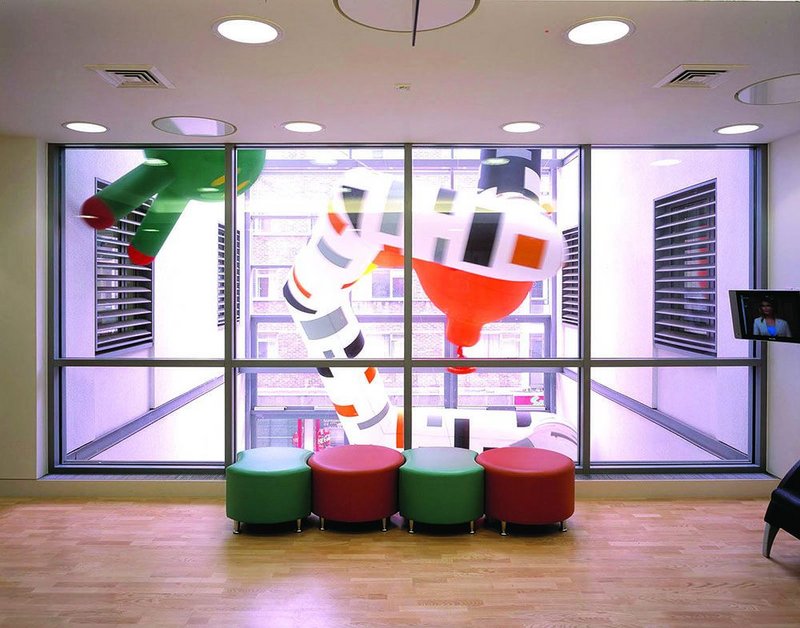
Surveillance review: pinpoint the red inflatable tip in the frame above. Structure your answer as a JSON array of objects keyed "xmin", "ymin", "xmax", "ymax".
[
  {"xmin": 80, "ymin": 197, "xmax": 115, "ymax": 230},
  {"xmin": 128, "ymin": 245, "xmax": 154, "ymax": 266},
  {"xmin": 447, "ymin": 345, "xmax": 477, "ymax": 375}
]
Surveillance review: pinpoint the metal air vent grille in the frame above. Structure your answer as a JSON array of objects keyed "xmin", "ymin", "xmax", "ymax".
[
  {"xmin": 86, "ymin": 65, "xmax": 175, "ymax": 89},
  {"xmin": 655, "ymin": 64, "xmax": 747, "ymax": 89}
]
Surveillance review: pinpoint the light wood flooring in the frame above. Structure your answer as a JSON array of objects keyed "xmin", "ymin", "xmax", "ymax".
[{"xmin": 0, "ymin": 498, "xmax": 798, "ymax": 627}]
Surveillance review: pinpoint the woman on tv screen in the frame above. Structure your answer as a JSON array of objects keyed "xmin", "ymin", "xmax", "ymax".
[{"xmin": 753, "ymin": 297, "xmax": 792, "ymax": 338}]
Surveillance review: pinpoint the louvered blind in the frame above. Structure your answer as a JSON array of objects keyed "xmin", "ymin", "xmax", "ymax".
[
  {"xmin": 653, "ymin": 180, "xmax": 716, "ymax": 356},
  {"xmin": 561, "ymin": 226, "xmax": 579, "ymax": 326},
  {"xmin": 217, "ymin": 224, "xmax": 240, "ymax": 327},
  {"xmin": 94, "ymin": 181, "xmax": 154, "ymax": 354}
]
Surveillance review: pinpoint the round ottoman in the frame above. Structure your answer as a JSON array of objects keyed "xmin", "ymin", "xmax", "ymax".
[
  {"xmin": 225, "ymin": 447, "xmax": 312, "ymax": 534},
  {"xmin": 399, "ymin": 447, "xmax": 484, "ymax": 534},
  {"xmin": 476, "ymin": 447, "xmax": 575, "ymax": 535},
  {"xmin": 308, "ymin": 444, "xmax": 405, "ymax": 531}
]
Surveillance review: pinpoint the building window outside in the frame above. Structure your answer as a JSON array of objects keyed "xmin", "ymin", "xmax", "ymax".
[
  {"xmin": 653, "ymin": 180, "xmax": 717, "ymax": 356},
  {"xmin": 561, "ymin": 226, "xmax": 579, "ymax": 326},
  {"xmin": 94, "ymin": 180, "xmax": 154, "ymax": 355}
]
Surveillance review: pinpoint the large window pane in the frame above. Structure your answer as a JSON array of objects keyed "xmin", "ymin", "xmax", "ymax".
[
  {"xmin": 591, "ymin": 148, "xmax": 752, "ymax": 358},
  {"xmin": 63, "ymin": 147, "xmax": 232, "ymax": 359},
  {"xmin": 589, "ymin": 366, "xmax": 751, "ymax": 464},
  {"xmin": 237, "ymin": 147, "xmax": 405, "ymax": 360},
  {"xmin": 236, "ymin": 367, "xmax": 405, "ymax": 451},
  {"xmin": 411, "ymin": 147, "xmax": 579, "ymax": 359},
  {"xmin": 412, "ymin": 367, "xmax": 578, "ymax": 460},
  {"xmin": 62, "ymin": 366, "xmax": 224, "ymax": 464}
]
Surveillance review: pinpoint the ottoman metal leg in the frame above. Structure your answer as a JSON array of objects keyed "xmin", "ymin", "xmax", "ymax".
[
  {"xmin": 408, "ymin": 519, "xmax": 415, "ymax": 534},
  {"xmin": 296, "ymin": 518, "xmax": 303, "ymax": 533},
  {"xmin": 560, "ymin": 520, "xmax": 568, "ymax": 532},
  {"xmin": 319, "ymin": 517, "xmax": 325, "ymax": 531},
  {"xmin": 233, "ymin": 520, "xmax": 241, "ymax": 535},
  {"xmin": 381, "ymin": 517, "xmax": 388, "ymax": 532},
  {"xmin": 500, "ymin": 521, "xmax": 508, "ymax": 536},
  {"xmin": 469, "ymin": 520, "xmax": 475, "ymax": 534}
]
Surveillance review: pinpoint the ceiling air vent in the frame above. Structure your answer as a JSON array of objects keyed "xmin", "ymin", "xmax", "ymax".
[
  {"xmin": 85, "ymin": 65, "xmax": 175, "ymax": 89},
  {"xmin": 655, "ymin": 64, "xmax": 747, "ymax": 89}
]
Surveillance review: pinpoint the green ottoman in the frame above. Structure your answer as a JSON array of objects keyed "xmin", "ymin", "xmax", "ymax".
[
  {"xmin": 399, "ymin": 447, "xmax": 485, "ymax": 534},
  {"xmin": 226, "ymin": 447, "xmax": 312, "ymax": 534}
]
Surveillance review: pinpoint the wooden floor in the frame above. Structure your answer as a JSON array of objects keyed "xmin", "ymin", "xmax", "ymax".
[{"xmin": 0, "ymin": 498, "xmax": 798, "ymax": 627}]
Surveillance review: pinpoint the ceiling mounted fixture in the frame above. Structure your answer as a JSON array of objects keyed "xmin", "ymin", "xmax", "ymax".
[
  {"xmin": 213, "ymin": 16, "xmax": 281, "ymax": 44},
  {"xmin": 282, "ymin": 121, "xmax": 325, "ymax": 133},
  {"xmin": 334, "ymin": 0, "xmax": 479, "ymax": 47},
  {"xmin": 655, "ymin": 64, "xmax": 746, "ymax": 90},
  {"xmin": 86, "ymin": 65, "xmax": 175, "ymax": 89},
  {"xmin": 736, "ymin": 73, "xmax": 800, "ymax": 105},
  {"xmin": 501, "ymin": 121, "xmax": 542, "ymax": 134},
  {"xmin": 62, "ymin": 121, "xmax": 107, "ymax": 133},
  {"xmin": 566, "ymin": 17, "xmax": 635, "ymax": 45},
  {"xmin": 714, "ymin": 123, "xmax": 762, "ymax": 135},
  {"xmin": 152, "ymin": 116, "xmax": 236, "ymax": 137}
]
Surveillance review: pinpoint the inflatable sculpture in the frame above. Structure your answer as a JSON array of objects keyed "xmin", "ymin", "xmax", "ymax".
[
  {"xmin": 81, "ymin": 147, "xmax": 576, "ymax": 454},
  {"xmin": 284, "ymin": 149, "xmax": 574, "ymax": 450},
  {"xmin": 80, "ymin": 148, "xmax": 266, "ymax": 264}
]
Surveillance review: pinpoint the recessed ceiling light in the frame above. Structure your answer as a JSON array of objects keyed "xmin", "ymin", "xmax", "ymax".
[
  {"xmin": 152, "ymin": 116, "xmax": 236, "ymax": 137},
  {"xmin": 566, "ymin": 17, "xmax": 635, "ymax": 45},
  {"xmin": 650, "ymin": 159, "xmax": 682, "ymax": 167},
  {"xmin": 735, "ymin": 73, "xmax": 800, "ymax": 105},
  {"xmin": 213, "ymin": 16, "xmax": 281, "ymax": 44},
  {"xmin": 501, "ymin": 121, "xmax": 542, "ymax": 133},
  {"xmin": 282, "ymin": 121, "xmax": 325, "ymax": 133},
  {"xmin": 62, "ymin": 121, "xmax": 107, "ymax": 133},
  {"xmin": 143, "ymin": 158, "xmax": 169, "ymax": 166},
  {"xmin": 714, "ymin": 123, "xmax": 762, "ymax": 135}
]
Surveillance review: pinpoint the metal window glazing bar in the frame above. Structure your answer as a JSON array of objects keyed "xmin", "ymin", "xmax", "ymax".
[
  {"xmin": 224, "ymin": 144, "xmax": 236, "ymax": 467},
  {"xmin": 579, "ymin": 145, "xmax": 591, "ymax": 473},
  {"xmin": 403, "ymin": 143, "xmax": 413, "ymax": 448}
]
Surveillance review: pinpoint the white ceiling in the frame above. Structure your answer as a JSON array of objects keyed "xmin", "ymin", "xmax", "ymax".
[{"xmin": 1, "ymin": 0, "xmax": 799, "ymax": 145}]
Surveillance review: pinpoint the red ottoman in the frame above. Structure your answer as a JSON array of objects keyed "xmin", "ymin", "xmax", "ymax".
[
  {"xmin": 476, "ymin": 447, "xmax": 575, "ymax": 536},
  {"xmin": 308, "ymin": 444, "xmax": 404, "ymax": 531}
]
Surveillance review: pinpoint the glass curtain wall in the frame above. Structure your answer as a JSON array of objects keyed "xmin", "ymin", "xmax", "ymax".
[{"xmin": 51, "ymin": 144, "xmax": 764, "ymax": 471}]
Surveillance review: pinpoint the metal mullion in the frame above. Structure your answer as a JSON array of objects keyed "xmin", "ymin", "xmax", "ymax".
[
  {"xmin": 752, "ymin": 144, "xmax": 768, "ymax": 468},
  {"xmin": 579, "ymin": 145, "xmax": 591, "ymax": 473},
  {"xmin": 403, "ymin": 143, "xmax": 413, "ymax": 448},
  {"xmin": 224, "ymin": 144, "xmax": 236, "ymax": 467}
]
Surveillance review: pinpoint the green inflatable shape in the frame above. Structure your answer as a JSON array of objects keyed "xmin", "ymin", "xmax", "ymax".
[{"xmin": 81, "ymin": 148, "xmax": 265, "ymax": 264}]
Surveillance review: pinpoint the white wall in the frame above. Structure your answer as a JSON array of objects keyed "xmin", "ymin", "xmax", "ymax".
[
  {"xmin": 0, "ymin": 136, "xmax": 47, "ymax": 479},
  {"xmin": 63, "ymin": 149, "xmax": 152, "ymax": 451},
  {"xmin": 555, "ymin": 153, "xmax": 580, "ymax": 358},
  {"xmin": 767, "ymin": 131, "xmax": 800, "ymax": 477}
]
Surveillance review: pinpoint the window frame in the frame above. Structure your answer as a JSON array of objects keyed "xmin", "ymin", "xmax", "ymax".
[{"xmin": 49, "ymin": 143, "xmax": 767, "ymax": 474}]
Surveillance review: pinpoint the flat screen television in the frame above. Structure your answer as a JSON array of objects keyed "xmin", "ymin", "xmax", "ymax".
[{"xmin": 729, "ymin": 290, "xmax": 800, "ymax": 343}]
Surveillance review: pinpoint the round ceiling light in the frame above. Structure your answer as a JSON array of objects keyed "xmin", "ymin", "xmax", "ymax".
[
  {"xmin": 714, "ymin": 123, "xmax": 762, "ymax": 135},
  {"xmin": 152, "ymin": 116, "xmax": 237, "ymax": 137},
  {"xmin": 334, "ymin": 0, "xmax": 479, "ymax": 32},
  {"xmin": 566, "ymin": 17, "xmax": 635, "ymax": 45},
  {"xmin": 213, "ymin": 16, "xmax": 281, "ymax": 44},
  {"xmin": 735, "ymin": 73, "xmax": 800, "ymax": 106},
  {"xmin": 501, "ymin": 121, "xmax": 543, "ymax": 133},
  {"xmin": 282, "ymin": 121, "xmax": 325, "ymax": 133},
  {"xmin": 62, "ymin": 121, "xmax": 108, "ymax": 133}
]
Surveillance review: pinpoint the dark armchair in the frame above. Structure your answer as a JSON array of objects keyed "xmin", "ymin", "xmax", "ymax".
[{"xmin": 763, "ymin": 457, "xmax": 800, "ymax": 558}]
